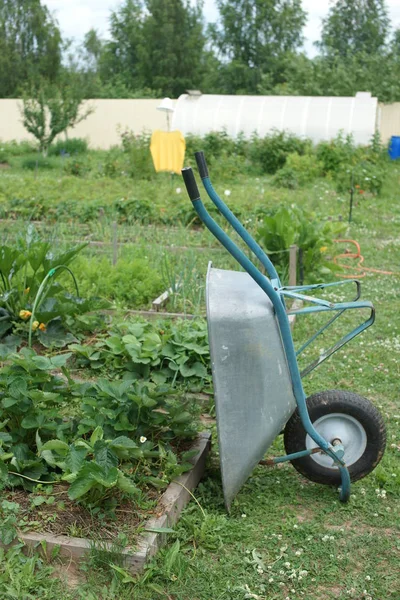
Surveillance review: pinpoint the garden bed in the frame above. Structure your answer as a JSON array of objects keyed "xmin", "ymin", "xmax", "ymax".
[{"xmin": 3, "ymin": 432, "xmax": 211, "ymax": 575}]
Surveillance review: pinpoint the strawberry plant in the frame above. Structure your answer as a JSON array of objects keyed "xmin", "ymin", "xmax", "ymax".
[
  {"xmin": 0, "ymin": 347, "xmax": 200, "ymax": 505},
  {"xmin": 70, "ymin": 318, "xmax": 211, "ymax": 389}
]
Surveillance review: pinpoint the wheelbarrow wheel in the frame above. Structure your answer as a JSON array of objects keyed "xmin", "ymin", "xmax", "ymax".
[{"xmin": 283, "ymin": 390, "xmax": 386, "ymax": 485}]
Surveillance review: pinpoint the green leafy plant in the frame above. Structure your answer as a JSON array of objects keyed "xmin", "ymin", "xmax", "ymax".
[
  {"xmin": 336, "ymin": 161, "xmax": 386, "ymax": 196},
  {"xmin": 256, "ymin": 205, "xmax": 346, "ymax": 282},
  {"xmin": 316, "ymin": 132, "xmax": 358, "ymax": 175},
  {"xmin": 70, "ymin": 318, "xmax": 211, "ymax": 388},
  {"xmin": 0, "ymin": 346, "xmax": 199, "ymax": 505},
  {"xmin": 249, "ymin": 131, "xmax": 312, "ymax": 175},
  {"xmin": 120, "ymin": 130, "xmax": 155, "ymax": 180},
  {"xmin": 48, "ymin": 137, "xmax": 88, "ymax": 156},
  {"xmin": 0, "ymin": 225, "xmax": 95, "ymax": 343},
  {"xmin": 62, "ymin": 156, "xmax": 92, "ymax": 177},
  {"xmin": 0, "ymin": 500, "xmax": 19, "ymax": 545},
  {"xmin": 21, "ymin": 154, "xmax": 59, "ymax": 171},
  {"xmin": 72, "ymin": 255, "xmax": 162, "ymax": 307},
  {"xmin": 273, "ymin": 152, "xmax": 323, "ymax": 189}
]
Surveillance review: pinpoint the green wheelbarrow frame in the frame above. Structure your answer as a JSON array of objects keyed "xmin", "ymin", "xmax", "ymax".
[{"xmin": 181, "ymin": 152, "xmax": 375, "ymax": 508}]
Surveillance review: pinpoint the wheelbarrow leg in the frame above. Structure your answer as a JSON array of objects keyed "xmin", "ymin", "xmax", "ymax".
[{"xmin": 293, "ymin": 386, "xmax": 351, "ymax": 502}]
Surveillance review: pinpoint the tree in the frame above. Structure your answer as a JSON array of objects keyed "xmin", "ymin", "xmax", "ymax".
[
  {"xmin": 209, "ymin": 0, "xmax": 306, "ymax": 93},
  {"xmin": 139, "ymin": 0, "xmax": 207, "ymax": 97},
  {"xmin": 100, "ymin": 0, "xmax": 145, "ymax": 93},
  {"xmin": 21, "ymin": 80, "xmax": 93, "ymax": 155},
  {"xmin": 318, "ymin": 0, "xmax": 390, "ymax": 58},
  {"xmin": 0, "ymin": 0, "xmax": 62, "ymax": 97}
]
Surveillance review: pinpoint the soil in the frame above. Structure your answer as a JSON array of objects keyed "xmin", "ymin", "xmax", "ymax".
[
  {"xmin": 4, "ymin": 436, "xmax": 202, "ymax": 543},
  {"xmin": 6, "ymin": 484, "xmax": 160, "ymax": 542}
]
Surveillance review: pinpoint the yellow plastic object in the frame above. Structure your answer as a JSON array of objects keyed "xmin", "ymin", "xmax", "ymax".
[{"xmin": 150, "ymin": 130, "xmax": 186, "ymax": 175}]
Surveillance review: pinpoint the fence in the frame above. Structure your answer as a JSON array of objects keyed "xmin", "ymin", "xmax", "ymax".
[
  {"xmin": 1, "ymin": 97, "xmax": 400, "ymax": 148},
  {"xmin": 0, "ymin": 99, "xmax": 169, "ymax": 149}
]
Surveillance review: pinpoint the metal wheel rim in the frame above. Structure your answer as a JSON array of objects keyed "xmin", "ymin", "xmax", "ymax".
[{"xmin": 306, "ymin": 412, "xmax": 367, "ymax": 469}]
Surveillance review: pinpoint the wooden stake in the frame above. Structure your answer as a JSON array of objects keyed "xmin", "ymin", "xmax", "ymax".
[
  {"xmin": 112, "ymin": 221, "xmax": 118, "ymax": 266},
  {"xmin": 289, "ymin": 244, "xmax": 298, "ymax": 287}
]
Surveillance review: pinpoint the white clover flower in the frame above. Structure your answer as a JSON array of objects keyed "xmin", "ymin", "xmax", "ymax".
[
  {"xmin": 176, "ymin": 187, "xmax": 182, "ymax": 194},
  {"xmin": 140, "ymin": 436, "xmax": 147, "ymax": 443},
  {"xmin": 299, "ymin": 570, "xmax": 308, "ymax": 577},
  {"xmin": 284, "ymin": 562, "xmax": 291, "ymax": 568},
  {"xmin": 268, "ymin": 577, "xmax": 274, "ymax": 583},
  {"xmin": 365, "ymin": 576, "xmax": 371, "ymax": 581},
  {"xmin": 241, "ymin": 513, "xmax": 247, "ymax": 518},
  {"xmin": 224, "ymin": 189, "xmax": 231, "ymax": 196}
]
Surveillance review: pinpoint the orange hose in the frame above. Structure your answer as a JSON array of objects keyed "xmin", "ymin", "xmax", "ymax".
[{"xmin": 333, "ymin": 239, "xmax": 400, "ymax": 278}]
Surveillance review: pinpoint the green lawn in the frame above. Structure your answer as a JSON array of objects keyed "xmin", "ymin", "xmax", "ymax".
[{"xmin": 0, "ymin": 157, "xmax": 399, "ymax": 599}]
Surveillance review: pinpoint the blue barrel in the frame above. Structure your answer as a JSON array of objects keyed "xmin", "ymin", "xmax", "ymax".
[{"xmin": 388, "ymin": 135, "xmax": 400, "ymax": 159}]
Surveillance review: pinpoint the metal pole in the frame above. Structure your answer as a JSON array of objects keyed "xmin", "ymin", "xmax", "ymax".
[{"xmin": 349, "ymin": 171, "xmax": 354, "ymax": 223}]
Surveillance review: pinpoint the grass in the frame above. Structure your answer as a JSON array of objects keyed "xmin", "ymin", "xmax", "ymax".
[{"xmin": 0, "ymin": 152, "xmax": 399, "ymax": 598}]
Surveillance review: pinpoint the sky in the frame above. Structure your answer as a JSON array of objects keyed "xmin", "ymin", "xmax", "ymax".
[{"xmin": 43, "ymin": 0, "xmax": 400, "ymax": 56}]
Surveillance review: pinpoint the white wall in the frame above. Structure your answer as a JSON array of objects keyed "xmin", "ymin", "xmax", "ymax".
[{"xmin": 0, "ymin": 99, "xmax": 171, "ymax": 149}]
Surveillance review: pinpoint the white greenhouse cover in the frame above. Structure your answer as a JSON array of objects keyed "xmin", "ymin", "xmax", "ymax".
[{"xmin": 171, "ymin": 93, "xmax": 378, "ymax": 145}]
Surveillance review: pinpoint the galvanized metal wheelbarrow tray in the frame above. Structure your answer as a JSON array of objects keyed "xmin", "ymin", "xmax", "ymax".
[{"xmin": 181, "ymin": 153, "xmax": 377, "ymax": 511}]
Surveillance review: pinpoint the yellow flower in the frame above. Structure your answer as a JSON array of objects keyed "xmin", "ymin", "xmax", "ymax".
[
  {"xmin": 31, "ymin": 321, "xmax": 40, "ymax": 331},
  {"xmin": 24, "ymin": 287, "xmax": 30, "ymax": 294},
  {"xmin": 319, "ymin": 246, "xmax": 328, "ymax": 253},
  {"xmin": 39, "ymin": 323, "xmax": 46, "ymax": 332},
  {"xmin": 19, "ymin": 310, "xmax": 32, "ymax": 320}
]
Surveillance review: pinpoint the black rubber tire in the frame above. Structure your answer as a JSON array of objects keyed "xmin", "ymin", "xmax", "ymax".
[{"xmin": 284, "ymin": 390, "xmax": 386, "ymax": 486}]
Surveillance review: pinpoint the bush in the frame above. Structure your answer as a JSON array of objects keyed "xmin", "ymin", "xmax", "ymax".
[
  {"xmin": 336, "ymin": 161, "xmax": 386, "ymax": 196},
  {"xmin": 316, "ymin": 132, "xmax": 358, "ymax": 175},
  {"xmin": 48, "ymin": 137, "xmax": 88, "ymax": 156},
  {"xmin": 120, "ymin": 130, "xmax": 155, "ymax": 179},
  {"xmin": 0, "ymin": 149, "xmax": 8, "ymax": 164},
  {"xmin": 113, "ymin": 197, "xmax": 154, "ymax": 223},
  {"xmin": 273, "ymin": 152, "xmax": 323, "ymax": 188},
  {"xmin": 21, "ymin": 154, "xmax": 59, "ymax": 170},
  {"xmin": 0, "ymin": 140, "xmax": 36, "ymax": 156},
  {"xmin": 249, "ymin": 131, "xmax": 312, "ymax": 175},
  {"xmin": 63, "ymin": 156, "xmax": 92, "ymax": 177},
  {"xmin": 102, "ymin": 147, "xmax": 126, "ymax": 178},
  {"xmin": 256, "ymin": 205, "xmax": 346, "ymax": 283}
]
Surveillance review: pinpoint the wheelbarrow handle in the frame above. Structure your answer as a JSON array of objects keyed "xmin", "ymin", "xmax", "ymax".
[
  {"xmin": 182, "ymin": 165, "xmax": 201, "ymax": 201},
  {"xmin": 194, "ymin": 151, "xmax": 280, "ymax": 284}
]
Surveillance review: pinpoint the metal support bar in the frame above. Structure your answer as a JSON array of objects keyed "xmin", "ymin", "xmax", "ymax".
[{"xmin": 259, "ymin": 447, "xmax": 322, "ymax": 466}]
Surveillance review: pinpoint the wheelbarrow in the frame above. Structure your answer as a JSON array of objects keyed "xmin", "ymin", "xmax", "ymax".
[{"xmin": 181, "ymin": 152, "xmax": 386, "ymax": 511}]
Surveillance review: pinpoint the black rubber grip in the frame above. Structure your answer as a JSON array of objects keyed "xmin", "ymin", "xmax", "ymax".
[
  {"xmin": 195, "ymin": 151, "xmax": 209, "ymax": 178},
  {"xmin": 181, "ymin": 167, "xmax": 200, "ymax": 202}
]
